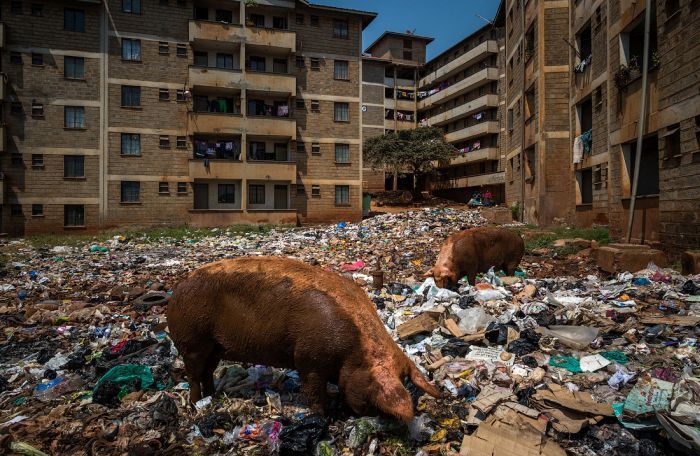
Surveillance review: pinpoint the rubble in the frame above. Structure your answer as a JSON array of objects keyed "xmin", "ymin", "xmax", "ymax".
[{"xmin": 0, "ymin": 207, "xmax": 698, "ymax": 455}]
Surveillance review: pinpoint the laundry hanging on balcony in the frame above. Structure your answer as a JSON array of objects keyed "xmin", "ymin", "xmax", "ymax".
[
  {"xmin": 473, "ymin": 112, "xmax": 484, "ymax": 121},
  {"xmin": 573, "ymin": 129, "xmax": 592, "ymax": 164},
  {"xmin": 574, "ymin": 55, "xmax": 592, "ymax": 74}
]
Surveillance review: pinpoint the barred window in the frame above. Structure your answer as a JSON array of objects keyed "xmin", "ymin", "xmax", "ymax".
[
  {"xmin": 120, "ymin": 181, "xmax": 140, "ymax": 203},
  {"xmin": 64, "ymin": 56, "xmax": 85, "ymax": 79},
  {"xmin": 249, "ymin": 184, "xmax": 265, "ymax": 204},
  {"xmin": 159, "ymin": 182, "xmax": 169, "ymax": 194},
  {"xmin": 218, "ymin": 184, "xmax": 236, "ymax": 204},
  {"xmin": 122, "ymin": 39, "xmax": 142, "ymax": 61},
  {"xmin": 64, "ymin": 155, "xmax": 85, "ymax": 177},
  {"xmin": 122, "ymin": 0, "xmax": 141, "ymax": 14},
  {"xmin": 334, "ymin": 102, "xmax": 349, "ymax": 122},
  {"xmin": 335, "ymin": 185, "xmax": 350, "ymax": 205},
  {"xmin": 121, "ymin": 133, "xmax": 141, "ymax": 155},
  {"xmin": 64, "ymin": 205, "xmax": 85, "ymax": 226},
  {"xmin": 333, "ymin": 20, "xmax": 348, "ymax": 39},
  {"xmin": 64, "ymin": 106, "xmax": 85, "ymax": 128},
  {"xmin": 121, "ymin": 86, "xmax": 141, "ymax": 107},
  {"xmin": 335, "ymin": 144, "xmax": 350, "ymax": 163},
  {"xmin": 334, "ymin": 60, "xmax": 349, "ymax": 80}
]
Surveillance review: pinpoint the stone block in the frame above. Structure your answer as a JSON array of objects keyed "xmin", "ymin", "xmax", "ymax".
[
  {"xmin": 681, "ymin": 251, "xmax": 700, "ymax": 275},
  {"xmin": 552, "ymin": 238, "xmax": 591, "ymax": 248},
  {"xmin": 481, "ymin": 207, "xmax": 514, "ymax": 225},
  {"xmin": 597, "ymin": 245, "xmax": 668, "ymax": 273}
]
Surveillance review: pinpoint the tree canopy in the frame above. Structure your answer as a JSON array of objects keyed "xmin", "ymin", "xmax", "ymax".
[{"xmin": 363, "ymin": 126, "xmax": 456, "ymax": 176}]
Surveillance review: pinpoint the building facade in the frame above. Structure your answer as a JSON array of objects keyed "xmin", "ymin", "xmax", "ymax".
[
  {"xmin": 0, "ymin": 0, "xmax": 375, "ymax": 235},
  {"xmin": 503, "ymin": 0, "xmax": 700, "ymax": 253}
]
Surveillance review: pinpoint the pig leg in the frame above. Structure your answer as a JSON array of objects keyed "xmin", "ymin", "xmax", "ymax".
[
  {"xmin": 505, "ymin": 261, "xmax": 519, "ymax": 276},
  {"xmin": 182, "ymin": 344, "xmax": 215, "ymax": 403},
  {"xmin": 299, "ymin": 370, "xmax": 328, "ymax": 414},
  {"xmin": 201, "ymin": 351, "xmax": 221, "ymax": 398}
]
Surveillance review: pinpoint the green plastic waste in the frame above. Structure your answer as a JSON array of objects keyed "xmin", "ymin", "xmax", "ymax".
[
  {"xmin": 601, "ymin": 351, "xmax": 628, "ymax": 364},
  {"xmin": 94, "ymin": 364, "xmax": 154, "ymax": 392},
  {"xmin": 514, "ymin": 270, "xmax": 527, "ymax": 277},
  {"xmin": 549, "ymin": 354, "xmax": 582, "ymax": 373}
]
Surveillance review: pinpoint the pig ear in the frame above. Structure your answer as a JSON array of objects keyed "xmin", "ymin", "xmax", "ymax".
[
  {"xmin": 408, "ymin": 362, "xmax": 442, "ymax": 399},
  {"xmin": 368, "ymin": 368, "xmax": 415, "ymax": 423}
]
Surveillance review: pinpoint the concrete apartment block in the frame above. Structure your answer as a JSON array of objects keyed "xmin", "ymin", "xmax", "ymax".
[{"xmin": 0, "ymin": 0, "xmax": 375, "ymax": 234}]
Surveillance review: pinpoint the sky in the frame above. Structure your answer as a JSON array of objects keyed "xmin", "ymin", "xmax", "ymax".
[{"xmin": 312, "ymin": 0, "xmax": 501, "ymax": 60}]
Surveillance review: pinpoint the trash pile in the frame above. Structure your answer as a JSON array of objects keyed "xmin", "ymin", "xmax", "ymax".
[{"xmin": 0, "ymin": 208, "xmax": 698, "ymax": 455}]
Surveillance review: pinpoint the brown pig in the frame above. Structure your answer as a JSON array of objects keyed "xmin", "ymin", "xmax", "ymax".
[
  {"xmin": 427, "ymin": 227, "xmax": 524, "ymax": 288},
  {"xmin": 166, "ymin": 256, "xmax": 440, "ymax": 422}
]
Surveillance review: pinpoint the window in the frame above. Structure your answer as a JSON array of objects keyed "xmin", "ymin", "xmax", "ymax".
[
  {"xmin": 297, "ymin": 185, "xmax": 306, "ymax": 196},
  {"xmin": 311, "ymin": 142, "xmax": 320, "ymax": 154},
  {"xmin": 334, "ymin": 102, "xmax": 349, "ymax": 122},
  {"xmin": 578, "ymin": 169, "xmax": 593, "ymax": 204},
  {"xmin": 159, "ymin": 42, "xmax": 169, "ymax": 54},
  {"xmin": 122, "ymin": 0, "xmax": 141, "ymax": 14},
  {"xmin": 11, "ymin": 1, "xmax": 22, "ymax": 14},
  {"xmin": 194, "ymin": 51, "xmax": 208, "ymax": 67},
  {"xmin": 11, "ymin": 154, "xmax": 23, "ymax": 166},
  {"xmin": 176, "ymin": 90, "xmax": 186, "ymax": 102},
  {"xmin": 311, "ymin": 100, "xmax": 320, "ymax": 111},
  {"xmin": 248, "ymin": 56, "xmax": 266, "ymax": 72},
  {"xmin": 121, "ymin": 86, "xmax": 141, "ymax": 107},
  {"xmin": 250, "ymin": 14, "xmax": 265, "ymax": 27},
  {"xmin": 194, "ymin": 6, "xmax": 208, "ymax": 20},
  {"xmin": 296, "ymin": 99, "xmax": 305, "ymax": 110},
  {"xmin": 310, "ymin": 15, "xmax": 319, "ymax": 26},
  {"xmin": 296, "ymin": 14, "xmax": 304, "ymax": 25},
  {"xmin": 122, "ymin": 39, "xmax": 142, "ymax": 61},
  {"xmin": 11, "ymin": 205, "xmax": 23, "ymax": 217},
  {"xmin": 177, "ymin": 136, "xmax": 187, "ymax": 148},
  {"xmin": 249, "ymin": 184, "xmax": 265, "ymax": 204},
  {"xmin": 625, "ymin": 137, "xmax": 660, "ymax": 196},
  {"xmin": 159, "ymin": 135, "xmax": 171, "ymax": 148},
  {"xmin": 577, "ymin": 24, "xmax": 592, "ymax": 61},
  {"xmin": 176, "ymin": 44, "xmax": 187, "ymax": 57},
  {"xmin": 404, "ymin": 39, "xmax": 413, "ymax": 49},
  {"xmin": 578, "ymin": 97, "xmax": 593, "ymax": 135},
  {"xmin": 159, "ymin": 88, "xmax": 170, "ymax": 101},
  {"xmin": 32, "ymin": 204, "xmax": 43, "ymax": 216},
  {"xmin": 31, "ymin": 4, "xmax": 42, "ymax": 17},
  {"xmin": 10, "ymin": 52, "xmax": 22, "ymax": 64},
  {"xmin": 64, "ymin": 56, "xmax": 85, "ymax": 79},
  {"xmin": 32, "ymin": 53, "xmax": 43, "ymax": 65},
  {"xmin": 333, "ymin": 20, "xmax": 348, "ymax": 39},
  {"xmin": 65, "ymin": 106, "xmax": 85, "ymax": 128},
  {"xmin": 507, "ymin": 108, "xmax": 514, "ymax": 131},
  {"xmin": 215, "ymin": 9, "xmax": 233, "ymax": 23},
  {"xmin": 663, "ymin": 124, "xmax": 681, "ymax": 159},
  {"xmin": 64, "ymin": 8, "xmax": 85, "ymax": 32},
  {"xmin": 273, "ymin": 58, "xmax": 288, "ymax": 74},
  {"xmin": 335, "ymin": 185, "xmax": 350, "ymax": 205},
  {"xmin": 31, "ymin": 102, "xmax": 44, "ymax": 117},
  {"xmin": 335, "ymin": 144, "xmax": 350, "ymax": 163},
  {"xmin": 296, "ymin": 56, "xmax": 305, "ymax": 68},
  {"xmin": 311, "ymin": 185, "xmax": 321, "ymax": 197},
  {"xmin": 334, "ymin": 60, "xmax": 349, "ymax": 80},
  {"xmin": 158, "ymin": 182, "xmax": 169, "ymax": 194},
  {"xmin": 31, "ymin": 154, "xmax": 44, "ymax": 167},
  {"xmin": 273, "ymin": 16, "xmax": 287, "ymax": 29},
  {"xmin": 296, "ymin": 142, "xmax": 305, "ymax": 152},
  {"xmin": 64, "ymin": 155, "xmax": 85, "ymax": 178},
  {"xmin": 218, "ymin": 184, "xmax": 236, "ymax": 204},
  {"xmin": 177, "ymin": 182, "xmax": 188, "ymax": 194},
  {"xmin": 121, "ymin": 181, "xmax": 140, "ymax": 203},
  {"xmin": 403, "ymin": 51, "xmax": 412, "ymax": 60},
  {"xmin": 63, "ymin": 204, "xmax": 85, "ymax": 226},
  {"xmin": 216, "ymin": 53, "xmax": 234, "ymax": 69},
  {"xmin": 621, "ymin": 17, "xmax": 657, "ymax": 70},
  {"xmin": 121, "ymin": 133, "xmax": 141, "ymax": 155},
  {"xmin": 310, "ymin": 58, "xmax": 320, "ymax": 70}
]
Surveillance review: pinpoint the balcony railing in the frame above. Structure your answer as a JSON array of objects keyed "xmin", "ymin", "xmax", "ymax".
[
  {"xmin": 245, "ymin": 71, "xmax": 296, "ymax": 95},
  {"xmin": 418, "ymin": 67, "xmax": 498, "ymax": 108},
  {"xmin": 445, "ymin": 120, "xmax": 499, "ymax": 143},
  {"xmin": 424, "ymin": 94, "xmax": 499, "ymax": 126},
  {"xmin": 189, "ymin": 66, "xmax": 243, "ymax": 89},
  {"xmin": 420, "ymin": 40, "xmax": 499, "ymax": 87},
  {"xmin": 189, "ymin": 20, "xmax": 245, "ymax": 44}
]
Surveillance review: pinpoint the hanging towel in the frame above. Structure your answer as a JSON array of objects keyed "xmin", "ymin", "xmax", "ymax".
[{"xmin": 573, "ymin": 136, "xmax": 584, "ymax": 164}]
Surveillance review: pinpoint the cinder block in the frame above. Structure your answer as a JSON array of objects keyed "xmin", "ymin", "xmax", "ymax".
[
  {"xmin": 597, "ymin": 245, "xmax": 668, "ymax": 273},
  {"xmin": 681, "ymin": 251, "xmax": 700, "ymax": 275}
]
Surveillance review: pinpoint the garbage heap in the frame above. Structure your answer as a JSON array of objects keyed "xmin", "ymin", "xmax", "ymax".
[{"xmin": 0, "ymin": 208, "xmax": 698, "ymax": 455}]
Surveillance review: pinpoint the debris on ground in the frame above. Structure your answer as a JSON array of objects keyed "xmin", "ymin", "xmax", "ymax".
[{"xmin": 0, "ymin": 208, "xmax": 698, "ymax": 455}]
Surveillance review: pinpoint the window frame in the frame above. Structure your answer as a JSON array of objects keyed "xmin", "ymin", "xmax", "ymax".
[
  {"xmin": 159, "ymin": 88, "xmax": 170, "ymax": 101},
  {"xmin": 32, "ymin": 204, "xmax": 44, "ymax": 217},
  {"xmin": 334, "ymin": 143, "xmax": 350, "ymax": 163},
  {"xmin": 64, "ymin": 205, "xmax": 85, "ymax": 227},
  {"xmin": 120, "ymin": 181, "xmax": 141, "ymax": 203},
  {"xmin": 121, "ymin": 133, "xmax": 141, "ymax": 156},
  {"xmin": 310, "ymin": 15, "xmax": 319, "ymax": 26},
  {"xmin": 176, "ymin": 136, "xmax": 187, "ymax": 149},
  {"xmin": 64, "ymin": 106, "xmax": 86, "ymax": 129},
  {"xmin": 310, "ymin": 57, "xmax": 320, "ymax": 70},
  {"xmin": 176, "ymin": 44, "xmax": 188, "ymax": 57},
  {"xmin": 122, "ymin": 0, "xmax": 142, "ymax": 14},
  {"xmin": 332, "ymin": 19, "xmax": 348, "ymax": 39},
  {"xmin": 158, "ymin": 182, "xmax": 170, "ymax": 194},
  {"xmin": 64, "ymin": 56, "xmax": 85, "ymax": 80},
  {"xmin": 64, "ymin": 8, "xmax": 86, "ymax": 32},
  {"xmin": 159, "ymin": 135, "xmax": 171, "ymax": 148},
  {"xmin": 335, "ymin": 185, "xmax": 350, "ymax": 206},
  {"xmin": 31, "ymin": 102, "xmax": 44, "ymax": 118},
  {"xmin": 310, "ymin": 100, "xmax": 320, "ymax": 112},
  {"xmin": 311, "ymin": 142, "xmax": 321, "ymax": 155},
  {"xmin": 311, "ymin": 184, "xmax": 321, "ymax": 197},
  {"xmin": 217, "ymin": 184, "xmax": 236, "ymax": 204},
  {"xmin": 121, "ymin": 85, "xmax": 141, "ymax": 107},
  {"xmin": 64, "ymin": 155, "xmax": 85, "ymax": 178},
  {"xmin": 159, "ymin": 42, "xmax": 169, "ymax": 54},
  {"xmin": 334, "ymin": 102, "xmax": 349, "ymax": 122},
  {"xmin": 31, "ymin": 154, "xmax": 44, "ymax": 167},
  {"xmin": 177, "ymin": 182, "xmax": 188, "ymax": 194},
  {"xmin": 333, "ymin": 60, "xmax": 349, "ymax": 80},
  {"xmin": 31, "ymin": 53, "xmax": 43, "ymax": 66},
  {"xmin": 122, "ymin": 38, "xmax": 142, "ymax": 62},
  {"xmin": 248, "ymin": 184, "xmax": 266, "ymax": 205}
]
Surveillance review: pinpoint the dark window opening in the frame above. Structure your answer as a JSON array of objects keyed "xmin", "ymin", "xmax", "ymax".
[
  {"xmin": 250, "ymin": 14, "xmax": 265, "ymax": 27},
  {"xmin": 579, "ymin": 97, "xmax": 593, "ymax": 133},
  {"xmin": 64, "ymin": 205, "xmax": 85, "ymax": 226},
  {"xmin": 32, "ymin": 204, "xmax": 43, "ymax": 216},
  {"xmin": 627, "ymin": 137, "xmax": 660, "ymax": 196},
  {"xmin": 120, "ymin": 181, "xmax": 140, "ymax": 203},
  {"xmin": 248, "ymin": 184, "xmax": 266, "ymax": 204},
  {"xmin": 579, "ymin": 168, "xmax": 593, "ymax": 204},
  {"xmin": 64, "ymin": 8, "xmax": 85, "ymax": 32},
  {"xmin": 577, "ymin": 24, "xmax": 592, "ymax": 59},
  {"xmin": 218, "ymin": 184, "xmax": 236, "ymax": 204},
  {"xmin": 333, "ymin": 20, "xmax": 348, "ymax": 39},
  {"xmin": 215, "ymin": 9, "xmax": 233, "ymax": 23},
  {"xmin": 31, "ymin": 154, "xmax": 44, "ymax": 167},
  {"xmin": 663, "ymin": 124, "xmax": 681, "ymax": 159},
  {"xmin": 64, "ymin": 155, "xmax": 85, "ymax": 178},
  {"xmin": 273, "ymin": 16, "xmax": 287, "ymax": 29}
]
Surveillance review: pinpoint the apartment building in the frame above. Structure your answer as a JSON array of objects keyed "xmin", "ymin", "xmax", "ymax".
[
  {"xmin": 502, "ymin": 0, "xmax": 699, "ymax": 252},
  {"xmin": 0, "ymin": 0, "xmax": 375, "ymax": 235},
  {"xmin": 361, "ymin": 32, "xmax": 432, "ymax": 192}
]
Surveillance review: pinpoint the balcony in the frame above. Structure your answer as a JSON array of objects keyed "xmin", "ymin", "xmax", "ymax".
[
  {"xmin": 189, "ymin": 20, "xmax": 245, "ymax": 45},
  {"xmin": 614, "ymin": 70, "xmax": 659, "ymax": 144},
  {"xmin": 189, "ymin": 66, "xmax": 243, "ymax": 90},
  {"xmin": 384, "ymin": 98, "xmax": 414, "ymax": 111},
  {"xmin": 445, "ymin": 120, "xmax": 499, "ymax": 143},
  {"xmin": 434, "ymin": 171, "xmax": 505, "ymax": 190},
  {"xmin": 425, "ymin": 94, "xmax": 499, "ymax": 126},
  {"xmin": 245, "ymin": 71, "xmax": 296, "ymax": 96},
  {"xmin": 525, "ymin": 53, "xmax": 537, "ymax": 89},
  {"xmin": 245, "ymin": 27, "xmax": 296, "ymax": 53},
  {"xmin": 188, "ymin": 112, "xmax": 245, "ymax": 135},
  {"xmin": 524, "ymin": 116, "xmax": 538, "ymax": 147},
  {"xmin": 189, "ymin": 159, "xmax": 296, "ymax": 181},
  {"xmin": 418, "ymin": 67, "xmax": 499, "ymax": 109},
  {"xmin": 420, "ymin": 40, "xmax": 499, "ymax": 87},
  {"xmin": 0, "ymin": 23, "xmax": 4, "ymax": 49},
  {"xmin": 246, "ymin": 116, "xmax": 296, "ymax": 138},
  {"xmin": 447, "ymin": 147, "xmax": 499, "ymax": 166}
]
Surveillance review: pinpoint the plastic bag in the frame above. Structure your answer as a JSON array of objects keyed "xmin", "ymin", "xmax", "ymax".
[
  {"xmin": 540, "ymin": 325, "xmax": 599, "ymax": 350},
  {"xmin": 456, "ymin": 307, "xmax": 494, "ymax": 335},
  {"xmin": 474, "ymin": 288, "xmax": 507, "ymax": 303}
]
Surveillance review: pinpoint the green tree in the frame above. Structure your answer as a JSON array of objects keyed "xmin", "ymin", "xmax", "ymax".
[{"xmin": 364, "ymin": 126, "xmax": 455, "ymax": 197}]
